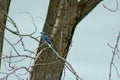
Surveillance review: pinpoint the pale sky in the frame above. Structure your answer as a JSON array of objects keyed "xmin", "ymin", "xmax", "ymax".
[{"xmin": 1, "ymin": 0, "xmax": 120, "ymax": 80}]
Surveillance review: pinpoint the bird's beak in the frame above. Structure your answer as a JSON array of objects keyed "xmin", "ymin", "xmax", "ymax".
[{"xmin": 40, "ymin": 32, "xmax": 42, "ymax": 34}]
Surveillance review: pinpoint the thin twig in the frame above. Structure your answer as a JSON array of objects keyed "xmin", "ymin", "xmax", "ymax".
[
  {"xmin": 103, "ymin": 0, "xmax": 118, "ymax": 12},
  {"xmin": 109, "ymin": 32, "xmax": 120, "ymax": 80},
  {"xmin": 55, "ymin": 51, "xmax": 83, "ymax": 80},
  {"xmin": 113, "ymin": 63, "xmax": 120, "ymax": 79}
]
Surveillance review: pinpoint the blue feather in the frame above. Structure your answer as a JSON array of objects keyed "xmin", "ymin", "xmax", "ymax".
[{"xmin": 40, "ymin": 32, "xmax": 56, "ymax": 55}]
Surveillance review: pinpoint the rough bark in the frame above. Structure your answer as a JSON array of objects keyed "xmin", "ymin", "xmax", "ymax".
[
  {"xmin": 30, "ymin": 0, "xmax": 102, "ymax": 80},
  {"xmin": 0, "ymin": 0, "xmax": 11, "ymax": 67}
]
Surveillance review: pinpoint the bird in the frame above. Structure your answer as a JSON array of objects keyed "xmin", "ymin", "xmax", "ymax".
[{"xmin": 40, "ymin": 32, "xmax": 56, "ymax": 55}]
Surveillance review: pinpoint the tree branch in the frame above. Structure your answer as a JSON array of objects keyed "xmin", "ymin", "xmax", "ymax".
[{"xmin": 76, "ymin": 0, "xmax": 102, "ymax": 25}]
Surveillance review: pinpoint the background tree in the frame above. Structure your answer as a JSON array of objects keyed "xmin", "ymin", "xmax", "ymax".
[
  {"xmin": 30, "ymin": 0, "xmax": 102, "ymax": 80},
  {"xmin": 0, "ymin": 0, "xmax": 11, "ymax": 67}
]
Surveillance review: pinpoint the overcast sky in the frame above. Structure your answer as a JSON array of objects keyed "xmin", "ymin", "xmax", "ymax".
[{"xmin": 1, "ymin": 0, "xmax": 120, "ymax": 80}]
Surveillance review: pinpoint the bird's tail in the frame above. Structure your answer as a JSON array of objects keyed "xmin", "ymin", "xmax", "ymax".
[{"xmin": 48, "ymin": 44, "xmax": 56, "ymax": 56}]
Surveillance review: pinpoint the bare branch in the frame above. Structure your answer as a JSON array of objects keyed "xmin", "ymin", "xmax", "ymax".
[
  {"xmin": 18, "ymin": 11, "xmax": 37, "ymax": 35},
  {"xmin": 103, "ymin": 0, "xmax": 118, "ymax": 12},
  {"xmin": 109, "ymin": 32, "xmax": 120, "ymax": 80},
  {"xmin": 113, "ymin": 63, "xmax": 120, "ymax": 79}
]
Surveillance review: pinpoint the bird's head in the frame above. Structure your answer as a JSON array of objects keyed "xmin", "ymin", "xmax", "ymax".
[{"xmin": 40, "ymin": 32, "xmax": 47, "ymax": 36}]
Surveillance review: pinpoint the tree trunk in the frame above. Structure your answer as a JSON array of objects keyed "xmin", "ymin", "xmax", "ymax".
[
  {"xmin": 30, "ymin": 0, "xmax": 102, "ymax": 80},
  {"xmin": 0, "ymin": 0, "xmax": 11, "ymax": 66}
]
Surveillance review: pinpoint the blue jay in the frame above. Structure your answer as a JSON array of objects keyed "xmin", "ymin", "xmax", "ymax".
[{"xmin": 40, "ymin": 32, "xmax": 56, "ymax": 55}]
